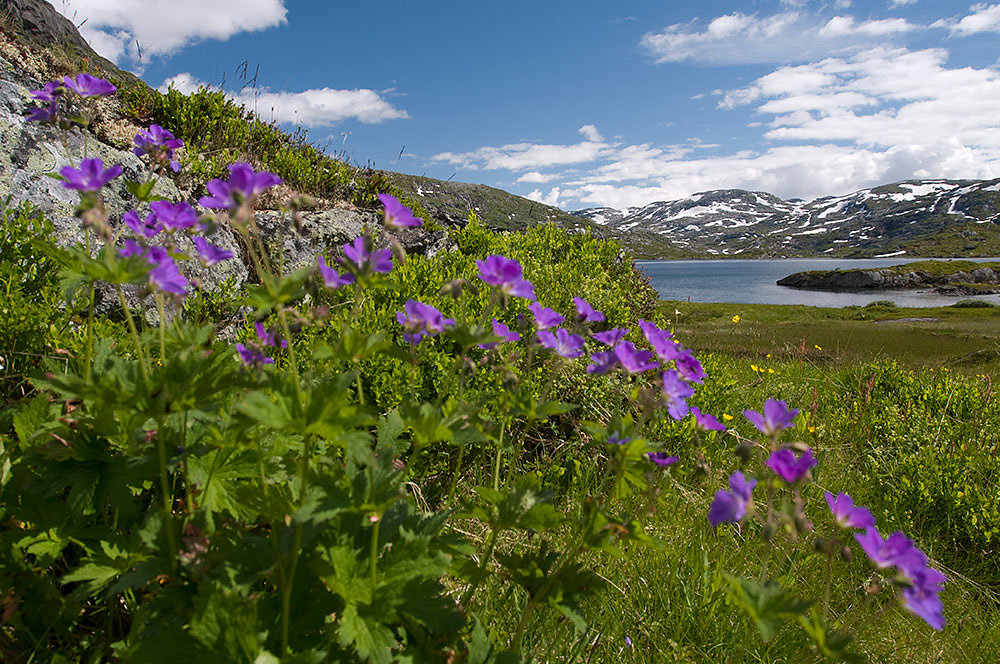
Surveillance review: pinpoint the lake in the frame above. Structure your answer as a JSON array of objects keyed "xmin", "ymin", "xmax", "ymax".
[{"xmin": 635, "ymin": 258, "xmax": 1000, "ymax": 308}]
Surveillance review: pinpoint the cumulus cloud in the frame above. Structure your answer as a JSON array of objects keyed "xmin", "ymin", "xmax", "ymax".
[
  {"xmin": 941, "ymin": 3, "xmax": 1000, "ymax": 35},
  {"xmin": 441, "ymin": 44, "xmax": 1000, "ymax": 211},
  {"xmin": 526, "ymin": 187, "xmax": 562, "ymax": 207},
  {"xmin": 47, "ymin": 0, "xmax": 287, "ymax": 64},
  {"xmin": 431, "ymin": 131, "xmax": 612, "ymax": 171},
  {"xmin": 160, "ymin": 74, "xmax": 408, "ymax": 127},
  {"xmin": 640, "ymin": 10, "xmax": 919, "ymax": 65}
]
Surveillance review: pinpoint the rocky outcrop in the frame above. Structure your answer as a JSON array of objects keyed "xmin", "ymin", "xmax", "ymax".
[{"xmin": 777, "ymin": 265, "xmax": 1000, "ymax": 291}]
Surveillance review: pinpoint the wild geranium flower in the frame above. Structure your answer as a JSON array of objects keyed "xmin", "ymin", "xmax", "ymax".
[
  {"xmin": 709, "ymin": 471, "xmax": 757, "ymax": 527},
  {"xmin": 648, "ymin": 452, "xmax": 678, "ymax": 467},
  {"xmin": 396, "ymin": 299, "xmax": 455, "ymax": 345},
  {"xmin": 150, "ymin": 200, "xmax": 199, "ymax": 232},
  {"xmin": 587, "ymin": 350, "xmax": 619, "ymax": 375},
  {"xmin": 854, "ymin": 528, "xmax": 922, "ymax": 571},
  {"xmin": 825, "ymin": 492, "xmax": 875, "ymax": 529},
  {"xmin": 199, "ymin": 162, "xmax": 283, "ymax": 210},
  {"xmin": 674, "ymin": 349, "xmax": 706, "ymax": 384},
  {"xmin": 133, "ymin": 124, "xmax": 184, "ymax": 172},
  {"xmin": 766, "ymin": 448, "xmax": 817, "ymax": 484},
  {"xmin": 378, "ymin": 193, "xmax": 422, "ymax": 229},
  {"xmin": 342, "ymin": 235, "xmax": 393, "ymax": 275},
  {"xmin": 30, "ymin": 81, "xmax": 64, "ymax": 102},
  {"xmin": 60, "ymin": 157, "xmax": 123, "ymax": 193},
  {"xmin": 593, "ymin": 328, "xmax": 629, "ymax": 346},
  {"xmin": 193, "ymin": 236, "xmax": 234, "ymax": 266},
  {"xmin": 26, "ymin": 102, "xmax": 58, "ymax": 123},
  {"xmin": 573, "ymin": 297, "xmax": 605, "ymax": 322},
  {"xmin": 638, "ymin": 319, "xmax": 677, "ymax": 361},
  {"xmin": 476, "ymin": 255, "xmax": 536, "ymax": 299},
  {"xmin": 662, "ymin": 369, "xmax": 695, "ymax": 420},
  {"xmin": 118, "ymin": 238, "xmax": 146, "ymax": 258},
  {"xmin": 317, "ymin": 255, "xmax": 356, "ymax": 289},
  {"xmin": 691, "ymin": 407, "xmax": 726, "ymax": 432},
  {"xmin": 254, "ymin": 322, "xmax": 287, "ymax": 349},
  {"xmin": 148, "ymin": 255, "xmax": 188, "ymax": 296},
  {"xmin": 537, "ymin": 328, "xmax": 585, "ymax": 358},
  {"xmin": 606, "ymin": 432, "xmax": 630, "ymax": 446},
  {"xmin": 614, "ymin": 341, "xmax": 657, "ymax": 373},
  {"xmin": 236, "ymin": 343, "xmax": 274, "ymax": 369},
  {"xmin": 744, "ymin": 398, "xmax": 799, "ymax": 437},
  {"xmin": 478, "ymin": 318, "xmax": 520, "ymax": 349},
  {"xmin": 62, "ymin": 73, "xmax": 116, "ymax": 97},
  {"xmin": 901, "ymin": 566, "xmax": 947, "ymax": 630},
  {"xmin": 529, "ymin": 302, "xmax": 564, "ymax": 330},
  {"xmin": 123, "ymin": 210, "xmax": 161, "ymax": 238}
]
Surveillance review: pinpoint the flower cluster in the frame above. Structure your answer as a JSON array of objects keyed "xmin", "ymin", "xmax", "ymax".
[
  {"xmin": 25, "ymin": 74, "xmax": 116, "ymax": 126},
  {"xmin": 397, "ymin": 300, "xmax": 455, "ymax": 345},
  {"xmin": 236, "ymin": 322, "xmax": 287, "ymax": 369},
  {"xmin": 133, "ymin": 124, "xmax": 184, "ymax": 173}
]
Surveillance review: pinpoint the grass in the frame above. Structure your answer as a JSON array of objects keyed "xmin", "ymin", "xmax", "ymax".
[{"xmin": 467, "ymin": 300, "xmax": 1000, "ymax": 662}]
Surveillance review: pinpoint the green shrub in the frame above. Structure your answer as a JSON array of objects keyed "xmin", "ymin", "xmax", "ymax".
[{"xmin": 954, "ymin": 298, "xmax": 996, "ymax": 308}]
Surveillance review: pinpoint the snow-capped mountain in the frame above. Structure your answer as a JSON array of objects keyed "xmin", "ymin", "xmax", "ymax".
[{"xmin": 572, "ymin": 179, "xmax": 1000, "ymax": 257}]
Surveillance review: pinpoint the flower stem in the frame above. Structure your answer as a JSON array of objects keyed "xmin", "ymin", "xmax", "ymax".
[
  {"xmin": 117, "ymin": 286, "xmax": 150, "ymax": 380},
  {"xmin": 155, "ymin": 427, "xmax": 177, "ymax": 574},
  {"xmin": 492, "ymin": 419, "xmax": 507, "ymax": 491},
  {"xmin": 460, "ymin": 521, "xmax": 500, "ymax": 608},
  {"xmin": 370, "ymin": 516, "xmax": 381, "ymax": 595}
]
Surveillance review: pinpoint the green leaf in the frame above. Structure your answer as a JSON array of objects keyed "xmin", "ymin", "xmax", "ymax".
[
  {"xmin": 724, "ymin": 574, "xmax": 812, "ymax": 642},
  {"xmin": 13, "ymin": 393, "xmax": 49, "ymax": 446},
  {"xmin": 797, "ymin": 607, "xmax": 867, "ymax": 663},
  {"xmin": 338, "ymin": 604, "xmax": 395, "ymax": 664}
]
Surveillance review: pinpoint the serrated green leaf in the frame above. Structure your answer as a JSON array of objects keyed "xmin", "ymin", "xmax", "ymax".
[{"xmin": 338, "ymin": 604, "xmax": 395, "ymax": 664}]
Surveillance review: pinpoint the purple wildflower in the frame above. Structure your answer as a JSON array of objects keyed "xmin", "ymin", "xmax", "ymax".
[
  {"xmin": 606, "ymin": 432, "xmax": 630, "ymax": 446},
  {"xmin": 691, "ymin": 407, "xmax": 726, "ymax": 432},
  {"xmin": 26, "ymin": 102, "xmax": 58, "ymax": 123},
  {"xmin": 854, "ymin": 528, "xmax": 920, "ymax": 571},
  {"xmin": 614, "ymin": 341, "xmax": 658, "ymax": 373},
  {"xmin": 317, "ymin": 255, "xmax": 356, "ymax": 289},
  {"xmin": 708, "ymin": 471, "xmax": 757, "ymax": 527},
  {"xmin": 901, "ymin": 567, "xmax": 947, "ymax": 630},
  {"xmin": 476, "ymin": 255, "xmax": 536, "ymax": 300},
  {"xmin": 537, "ymin": 328, "xmax": 585, "ymax": 358},
  {"xmin": 193, "ymin": 236, "xmax": 234, "ymax": 266},
  {"xmin": 593, "ymin": 328, "xmax": 629, "ymax": 346},
  {"xmin": 123, "ymin": 210, "xmax": 161, "ymax": 238},
  {"xmin": 587, "ymin": 350, "xmax": 619, "ymax": 375},
  {"xmin": 674, "ymin": 349, "xmax": 706, "ymax": 384},
  {"xmin": 342, "ymin": 236, "xmax": 393, "ymax": 275},
  {"xmin": 662, "ymin": 369, "xmax": 695, "ymax": 420},
  {"xmin": 396, "ymin": 300, "xmax": 455, "ymax": 345},
  {"xmin": 147, "ymin": 255, "xmax": 188, "ymax": 296},
  {"xmin": 199, "ymin": 162, "xmax": 283, "ymax": 210},
  {"xmin": 765, "ymin": 447, "xmax": 817, "ymax": 484},
  {"xmin": 529, "ymin": 302, "xmax": 565, "ymax": 330},
  {"xmin": 30, "ymin": 81, "xmax": 64, "ymax": 102},
  {"xmin": 60, "ymin": 157, "xmax": 123, "ymax": 193},
  {"xmin": 118, "ymin": 238, "xmax": 146, "ymax": 258},
  {"xmin": 638, "ymin": 319, "xmax": 678, "ymax": 361},
  {"xmin": 150, "ymin": 200, "xmax": 199, "ymax": 232},
  {"xmin": 825, "ymin": 492, "xmax": 875, "ymax": 530},
  {"xmin": 744, "ymin": 398, "xmax": 799, "ymax": 437},
  {"xmin": 62, "ymin": 73, "xmax": 116, "ymax": 97},
  {"xmin": 648, "ymin": 452, "xmax": 679, "ymax": 467},
  {"xmin": 255, "ymin": 322, "xmax": 287, "ymax": 349},
  {"xmin": 478, "ymin": 318, "xmax": 521, "ymax": 349},
  {"xmin": 573, "ymin": 297, "xmax": 605, "ymax": 322},
  {"xmin": 378, "ymin": 193, "xmax": 422, "ymax": 229},
  {"xmin": 133, "ymin": 124, "xmax": 184, "ymax": 172},
  {"xmin": 236, "ymin": 343, "xmax": 274, "ymax": 369}
]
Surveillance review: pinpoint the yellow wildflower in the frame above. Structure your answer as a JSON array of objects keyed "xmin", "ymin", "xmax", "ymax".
[{"xmin": 732, "ymin": 314, "xmax": 741, "ymax": 323}]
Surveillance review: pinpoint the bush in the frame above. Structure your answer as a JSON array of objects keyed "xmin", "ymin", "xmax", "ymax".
[{"xmin": 954, "ymin": 298, "xmax": 996, "ymax": 308}]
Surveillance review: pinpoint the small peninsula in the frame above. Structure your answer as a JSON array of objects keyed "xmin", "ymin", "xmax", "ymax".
[{"xmin": 776, "ymin": 260, "xmax": 1000, "ymax": 295}]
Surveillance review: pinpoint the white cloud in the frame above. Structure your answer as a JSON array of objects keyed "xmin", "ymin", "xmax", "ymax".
[
  {"xmin": 579, "ymin": 124, "xmax": 603, "ymax": 142},
  {"xmin": 47, "ymin": 0, "xmax": 287, "ymax": 64},
  {"xmin": 516, "ymin": 172, "xmax": 559, "ymax": 184},
  {"xmin": 431, "ymin": 133, "xmax": 611, "ymax": 171},
  {"xmin": 160, "ymin": 74, "xmax": 409, "ymax": 127},
  {"xmin": 526, "ymin": 187, "xmax": 562, "ymax": 206},
  {"xmin": 640, "ymin": 10, "xmax": 919, "ymax": 65},
  {"xmin": 890, "ymin": 0, "xmax": 919, "ymax": 6},
  {"xmin": 444, "ymin": 45, "xmax": 1000, "ymax": 210},
  {"xmin": 945, "ymin": 3, "xmax": 1000, "ymax": 35}
]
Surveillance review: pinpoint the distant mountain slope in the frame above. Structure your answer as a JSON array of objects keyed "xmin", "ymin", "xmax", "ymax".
[{"xmin": 573, "ymin": 179, "xmax": 1000, "ymax": 258}]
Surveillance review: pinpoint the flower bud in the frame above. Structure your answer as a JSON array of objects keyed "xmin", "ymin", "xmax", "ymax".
[
  {"xmin": 840, "ymin": 545, "xmax": 852, "ymax": 562},
  {"xmin": 734, "ymin": 440, "xmax": 754, "ymax": 464},
  {"xmin": 762, "ymin": 522, "xmax": 778, "ymax": 542},
  {"xmin": 440, "ymin": 279, "xmax": 467, "ymax": 299},
  {"xmin": 390, "ymin": 237, "xmax": 407, "ymax": 264},
  {"xmin": 813, "ymin": 536, "xmax": 829, "ymax": 554}
]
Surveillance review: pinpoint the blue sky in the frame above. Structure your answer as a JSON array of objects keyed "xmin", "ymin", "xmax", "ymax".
[{"xmin": 51, "ymin": 0, "xmax": 1000, "ymax": 210}]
